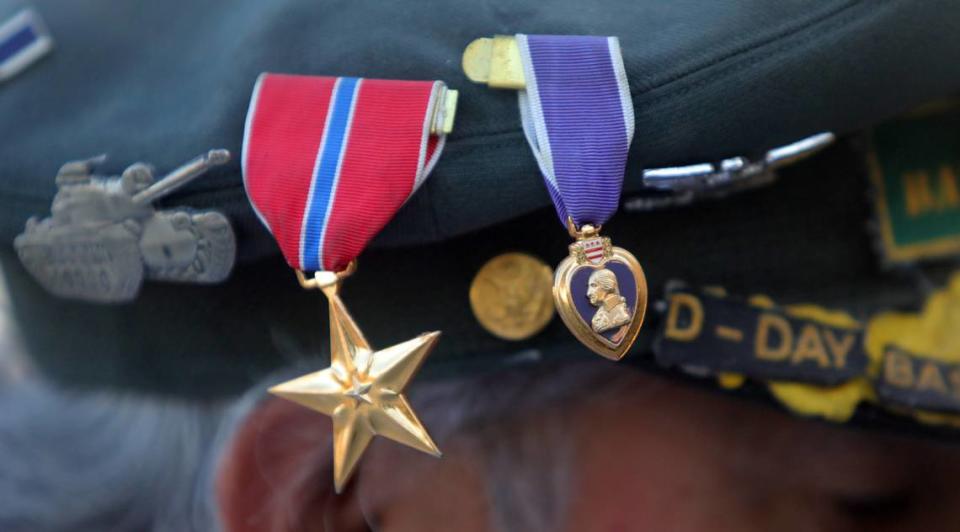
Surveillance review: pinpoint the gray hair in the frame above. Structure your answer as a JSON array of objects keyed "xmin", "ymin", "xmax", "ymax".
[
  {"xmin": 0, "ymin": 376, "xmax": 226, "ymax": 532},
  {"xmin": 0, "ymin": 349, "xmax": 636, "ymax": 532}
]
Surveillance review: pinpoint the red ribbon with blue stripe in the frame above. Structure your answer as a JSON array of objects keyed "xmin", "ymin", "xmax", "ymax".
[{"xmin": 242, "ymin": 74, "xmax": 447, "ymax": 272}]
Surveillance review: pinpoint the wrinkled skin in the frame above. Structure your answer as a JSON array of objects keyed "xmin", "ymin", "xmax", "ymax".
[{"xmin": 218, "ymin": 369, "xmax": 960, "ymax": 532}]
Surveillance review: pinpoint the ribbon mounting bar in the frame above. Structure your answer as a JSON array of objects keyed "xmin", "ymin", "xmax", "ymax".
[{"xmin": 462, "ymin": 35, "xmax": 525, "ymax": 89}]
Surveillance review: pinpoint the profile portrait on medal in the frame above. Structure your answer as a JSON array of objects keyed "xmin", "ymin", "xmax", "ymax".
[{"xmin": 586, "ymin": 268, "xmax": 632, "ymax": 334}]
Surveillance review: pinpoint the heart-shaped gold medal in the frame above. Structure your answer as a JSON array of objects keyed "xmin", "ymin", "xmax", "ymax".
[{"xmin": 553, "ymin": 223, "xmax": 647, "ymax": 360}]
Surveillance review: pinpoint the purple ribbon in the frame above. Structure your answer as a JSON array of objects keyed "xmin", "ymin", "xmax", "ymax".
[{"xmin": 517, "ymin": 34, "xmax": 634, "ymax": 228}]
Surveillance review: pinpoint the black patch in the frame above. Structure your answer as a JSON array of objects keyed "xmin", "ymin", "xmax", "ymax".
[
  {"xmin": 655, "ymin": 289, "xmax": 868, "ymax": 385},
  {"xmin": 875, "ymin": 345, "xmax": 960, "ymax": 414}
]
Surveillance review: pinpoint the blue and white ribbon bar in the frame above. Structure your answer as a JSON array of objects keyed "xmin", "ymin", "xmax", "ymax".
[
  {"xmin": 516, "ymin": 34, "xmax": 634, "ymax": 228},
  {"xmin": 0, "ymin": 8, "xmax": 53, "ymax": 84}
]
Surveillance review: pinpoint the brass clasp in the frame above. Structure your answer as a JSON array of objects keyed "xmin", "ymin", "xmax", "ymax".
[
  {"xmin": 295, "ymin": 259, "xmax": 358, "ymax": 291},
  {"xmin": 428, "ymin": 85, "xmax": 459, "ymax": 136},
  {"xmin": 462, "ymin": 35, "xmax": 526, "ymax": 89},
  {"xmin": 566, "ymin": 217, "xmax": 601, "ymax": 240}
]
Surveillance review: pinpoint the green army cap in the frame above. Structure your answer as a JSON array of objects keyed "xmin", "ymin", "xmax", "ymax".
[{"xmin": 2, "ymin": 0, "xmax": 960, "ymax": 440}]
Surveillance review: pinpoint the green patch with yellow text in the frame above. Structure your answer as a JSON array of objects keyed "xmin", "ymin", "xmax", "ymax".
[{"xmin": 871, "ymin": 105, "xmax": 960, "ymax": 262}]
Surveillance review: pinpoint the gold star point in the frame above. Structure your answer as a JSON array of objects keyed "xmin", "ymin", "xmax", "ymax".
[{"xmin": 269, "ymin": 293, "xmax": 441, "ymax": 493}]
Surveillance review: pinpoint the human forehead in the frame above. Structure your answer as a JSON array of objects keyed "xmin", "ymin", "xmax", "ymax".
[{"xmin": 361, "ymin": 367, "xmax": 960, "ymax": 531}]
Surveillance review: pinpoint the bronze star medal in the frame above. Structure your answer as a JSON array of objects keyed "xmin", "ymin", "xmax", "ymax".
[
  {"xmin": 241, "ymin": 75, "xmax": 457, "ymax": 493},
  {"xmin": 270, "ymin": 266, "xmax": 441, "ymax": 493}
]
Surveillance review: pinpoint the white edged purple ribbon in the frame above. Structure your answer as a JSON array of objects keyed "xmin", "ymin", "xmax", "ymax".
[{"xmin": 517, "ymin": 34, "xmax": 634, "ymax": 228}]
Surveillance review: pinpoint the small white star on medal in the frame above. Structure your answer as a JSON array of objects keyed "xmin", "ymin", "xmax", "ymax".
[{"xmin": 269, "ymin": 292, "xmax": 441, "ymax": 493}]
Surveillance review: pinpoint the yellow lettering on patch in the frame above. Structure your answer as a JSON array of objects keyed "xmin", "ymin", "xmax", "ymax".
[
  {"xmin": 938, "ymin": 164, "xmax": 960, "ymax": 210},
  {"xmin": 823, "ymin": 329, "xmax": 856, "ymax": 369},
  {"xmin": 791, "ymin": 325, "xmax": 831, "ymax": 368},
  {"xmin": 755, "ymin": 314, "xmax": 792, "ymax": 361},
  {"xmin": 715, "ymin": 325, "xmax": 744, "ymax": 342},
  {"xmin": 903, "ymin": 170, "xmax": 937, "ymax": 217},
  {"xmin": 665, "ymin": 293, "xmax": 703, "ymax": 342},
  {"xmin": 884, "ymin": 349, "xmax": 914, "ymax": 389},
  {"xmin": 916, "ymin": 361, "xmax": 948, "ymax": 394}
]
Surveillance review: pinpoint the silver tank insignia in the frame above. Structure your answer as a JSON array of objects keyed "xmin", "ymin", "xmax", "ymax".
[{"xmin": 14, "ymin": 149, "xmax": 237, "ymax": 303}]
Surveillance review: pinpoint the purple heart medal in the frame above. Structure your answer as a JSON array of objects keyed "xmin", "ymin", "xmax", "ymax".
[{"xmin": 463, "ymin": 35, "xmax": 646, "ymax": 360}]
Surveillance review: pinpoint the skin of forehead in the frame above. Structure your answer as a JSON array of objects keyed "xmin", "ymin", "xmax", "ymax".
[{"xmin": 219, "ymin": 368, "xmax": 960, "ymax": 531}]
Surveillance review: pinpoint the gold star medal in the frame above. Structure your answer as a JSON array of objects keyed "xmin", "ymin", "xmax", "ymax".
[
  {"xmin": 464, "ymin": 35, "xmax": 646, "ymax": 359},
  {"xmin": 241, "ymin": 74, "xmax": 457, "ymax": 491},
  {"xmin": 273, "ymin": 266, "xmax": 441, "ymax": 492}
]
